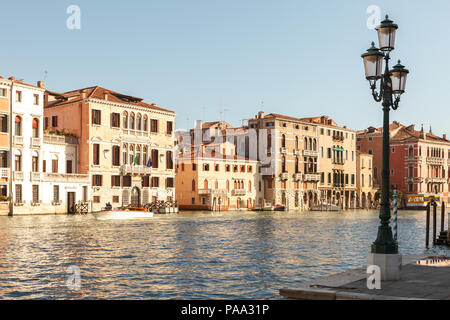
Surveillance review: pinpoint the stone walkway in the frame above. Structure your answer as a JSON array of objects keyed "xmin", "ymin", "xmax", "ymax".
[{"xmin": 280, "ymin": 255, "xmax": 450, "ymax": 300}]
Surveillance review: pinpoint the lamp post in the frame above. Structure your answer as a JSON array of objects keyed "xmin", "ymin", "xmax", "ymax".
[{"xmin": 361, "ymin": 15, "xmax": 409, "ymax": 255}]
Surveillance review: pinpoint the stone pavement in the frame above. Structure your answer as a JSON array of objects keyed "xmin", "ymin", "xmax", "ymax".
[{"xmin": 280, "ymin": 254, "xmax": 450, "ymax": 300}]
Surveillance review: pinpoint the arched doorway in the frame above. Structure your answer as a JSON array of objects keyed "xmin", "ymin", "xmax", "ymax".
[{"xmin": 131, "ymin": 187, "xmax": 141, "ymax": 206}]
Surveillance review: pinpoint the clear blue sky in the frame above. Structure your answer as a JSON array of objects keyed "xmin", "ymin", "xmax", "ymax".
[{"xmin": 1, "ymin": 0, "xmax": 448, "ymax": 135}]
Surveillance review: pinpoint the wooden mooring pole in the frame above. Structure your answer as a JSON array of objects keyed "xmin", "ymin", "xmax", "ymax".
[
  {"xmin": 433, "ymin": 201, "xmax": 437, "ymax": 245},
  {"xmin": 441, "ymin": 202, "xmax": 445, "ymax": 233},
  {"xmin": 426, "ymin": 202, "xmax": 430, "ymax": 248}
]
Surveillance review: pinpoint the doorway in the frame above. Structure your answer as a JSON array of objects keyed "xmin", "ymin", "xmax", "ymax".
[
  {"xmin": 131, "ymin": 187, "xmax": 141, "ymax": 206},
  {"xmin": 67, "ymin": 192, "xmax": 76, "ymax": 214}
]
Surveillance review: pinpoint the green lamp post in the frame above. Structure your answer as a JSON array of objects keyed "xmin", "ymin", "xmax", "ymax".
[{"xmin": 361, "ymin": 15, "xmax": 409, "ymax": 254}]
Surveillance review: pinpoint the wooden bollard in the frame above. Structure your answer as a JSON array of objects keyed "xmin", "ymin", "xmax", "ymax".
[
  {"xmin": 441, "ymin": 202, "xmax": 445, "ymax": 233},
  {"xmin": 426, "ymin": 203, "xmax": 430, "ymax": 248},
  {"xmin": 433, "ymin": 202, "xmax": 437, "ymax": 245}
]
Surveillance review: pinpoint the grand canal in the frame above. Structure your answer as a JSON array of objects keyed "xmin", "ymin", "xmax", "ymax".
[{"xmin": 0, "ymin": 210, "xmax": 448, "ymax": 299}]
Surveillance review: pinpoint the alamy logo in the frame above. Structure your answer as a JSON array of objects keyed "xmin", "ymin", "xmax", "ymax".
[
  {"xmin": 366, "ymin": 5, "xmax": 381, "ymax": 30},
  {"xmin": 66, "ymin": 5, "xmax": 81, "ymax": 30},
  {"xmin": 366, "ymin": 265, "xmax": 381, "ymax": 289},
  {"xmin": 66, "ymin": 265, "xmax": 81, "ymax": 290}
]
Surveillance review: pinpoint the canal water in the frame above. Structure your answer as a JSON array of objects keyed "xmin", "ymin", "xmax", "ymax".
[{"xmin": 0, "ymin": 210, "xmax": 448, "ymax": 299}]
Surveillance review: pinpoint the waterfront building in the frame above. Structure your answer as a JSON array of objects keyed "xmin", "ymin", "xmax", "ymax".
[
  {"xmin": 357, "ymin": 122, "xmax": 450, "ymax": 207},
  {"xmin": 247, "ymin": 112, "xmax": 321, "ymax": 210},
  {"xmin": 44, "ymin": 87, "xmax": 176, "ymax": 212},
  {"xmin": 175, "ymin": 139, "xmax": 261, "ymax": 210},
  {"xmin": 299, "ymin": 116, "xmax": 357, "ymax": 209},
  {"xmin": 356, "ymin": 151, "xmax": 374, "ymax": 208},
  {"xmin": 0, "ymin": 77, "xmax": 11, "ymax": 214}
]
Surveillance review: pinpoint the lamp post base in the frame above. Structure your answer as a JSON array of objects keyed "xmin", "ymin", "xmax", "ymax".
[{"xmin": 368, "ymin": 253, "xmax": 402, "ymax": 281}]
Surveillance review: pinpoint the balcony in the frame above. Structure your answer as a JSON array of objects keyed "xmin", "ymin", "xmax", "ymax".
[
  {"xmin": 280, "ymin": 172, "xmax": 289, "ymax": 180},
  {"xmin": 0, "ymin": 168, "xmax": 9, "ymax": 178},
  {"xmin": 30, "ymin": 172, "xmax": 42, "ymax": 181},
  {"xmin": 303, "ymin": 173, "xmax": 321, "ymax": 182},
  {"xmin": 43, "ymin": 173, "xmax": 90, "ymax": 183},
  {"xmin": 293, "ymin": 149, "xmax": 301, "ymax": 156},
  {"xmin": 332, "ymin": 160, "xmax": 345, "ymax": 165},
  {"xmin": 198, "ymin": 189, "xmax": 227, "ymax": 195},
  {"xmin": 13, "ymin": 171, "xmax": 23, "ymax": 180},
  {"xmin": 232, "ymin": 189, "xmax": 246, "ymax": 196},
  {"xmin": 303, "ymin": 150, "xmax": 319, "ymax": 157},
  {"xmin": 426, "ymin": 157, "xmax": 445, "ymax": 165},
  {"xmin": 30, "ymin": 137, "xmax": 41, "ymax": 148},
  {"xmin": 120, "ymin": 165, "xmax": 152, "ymax": 175},
  {"xmin": 332, "ymin": 135, "xmax": 344, "ymax": 142},
  {"xmin": 293, "ymin": 173, "xmax": 302, "ymax": 181},
  {"xmin": 333, "ymin": 183, "xmax": 345, "ymax": 188},
  {"xmin": 43, "ymin": 134, "xmax": 78, "ymax": 145},
  {"xmin": 13, "ymin": 136, "xmax": 23, "ymax": 146},
  {"xmin": 425, "ymin": 177, "xmax": 447, "ymax": 184},
  {"xmin": 280, "ymin": 147, "xmax": 288, "ymax": 154}
]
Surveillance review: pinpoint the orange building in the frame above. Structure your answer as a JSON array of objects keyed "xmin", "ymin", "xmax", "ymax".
[{"xmin": 0, "ymin": 77, "xmax": 11, "ymax": 214}]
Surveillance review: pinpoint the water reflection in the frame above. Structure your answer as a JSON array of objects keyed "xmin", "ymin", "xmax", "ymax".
[{"xmin": 0, "ymin": 210, "xmax": 448, "ymax": 299}]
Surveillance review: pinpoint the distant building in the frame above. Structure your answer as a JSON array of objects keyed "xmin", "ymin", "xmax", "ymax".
[
  {"xmin": 44, "ymin": 86, "xmax": 176, "ymax": 212},
  {"xmin": 356, "ymin": 151, "xmax": 374, "ymax": 209}
]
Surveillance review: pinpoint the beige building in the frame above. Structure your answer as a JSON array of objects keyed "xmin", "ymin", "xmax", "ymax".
[
  {"xmin": 356, "ymin": 151, "xmax": 374, "ymax": 208},
  {"xmin": 44, "ymin": 86, "xmax": 176, "ymax": 212},
  {"xmin": 175, "ymin": 140, "xmax": 261, "ymax": 210},
  {"xmin": 247, "ymin": 112, "xmax": 321, "ymax": 210},
  {"xmin": 300, "ymin": 116, "xmax": 357, "ymax": 209}
]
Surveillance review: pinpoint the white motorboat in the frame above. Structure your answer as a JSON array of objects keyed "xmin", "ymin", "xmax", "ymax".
[{"xmin": 93, "ymin": 206, "xmax": 154, "ymax": 220}]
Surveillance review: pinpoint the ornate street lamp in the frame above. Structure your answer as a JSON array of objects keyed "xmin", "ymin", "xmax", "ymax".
[{"xmin": 361, "ymin": 15, "xmax": 409, "ymax": 255}]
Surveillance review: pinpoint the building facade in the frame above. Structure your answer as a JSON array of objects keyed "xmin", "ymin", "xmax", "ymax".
[
  {"xmin": 0, "ymin": 77, "xmax": 11, "ymax": 214},
  {"xmin": 356, "ymin": 151, "xmax": 374, "ymax": 208},
  {"xmin": 44, "ymin": 87, "xmax": 176, "ymax": 212}
]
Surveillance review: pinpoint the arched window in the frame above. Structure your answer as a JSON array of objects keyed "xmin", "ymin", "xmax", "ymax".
[
  {"xmin": 14, "ymin": 116, "xmax": 22, "ymax": 136},
  {"xmin": 143, "ymin": 146, "xmax": 148, "ymax": 166},
  {"xmin": 295, "ymin": 157, "xmax": 299, "ymax": 173},
  {"xmin": 304, "ymin": 137, "xmax": 308, "ymax": 150},
  {"xmin": 143, "ymin": 115, "xmax": 148, "ymax": 132},
  {"xmin": 129, "ymin": 112, "xmax": 135, "ymax": 130},
  {"xmin": 137, "ymin": 113, "xmax": 142, "ymax": 131},
  {"xmin": 281, "ymin": 134, "xmax": 286, "ymax": 148},
  {"xmin": 313, "ymin": 138, "xmax": 317, "ymax": 151},
  {"xmin": 267, "ymin": 133, "xmax": 272, "ymax": 151},
  {"xmin": 31, "ymin": 151, "xmax": 39, "ymax": 172},
  {"xmin": 129, "ymin": 145, "xmax": 134, "ymax": 165},
  {"xmin": 295, "ymin": 136, "xmax": 299, "ymax": 150},
  {"xmin": 136, "ymin": 145, "xmax": 141, "ymax": 165},
  {"xmin": 282, "ymin": 156, "xmax": 286, "ymax": 172},
  {"xmin": 204, "ymin": 179, "xmax": 208, "ymax": 189},
  {"xmin": 309, "ymin": 138, "xmax": 313, "ymax": 151},
  {"xmin": 123, "ymin": 111, "xmax": 128, "ymax": 129},
  {"xmin": 408, "ymin": 146, "xmax": 414, "ymax": 158},
  {"xmin": 32, "ymin": 118, "xmax": 39, "ymax": 138},
  {"xmin": 123, "ymin": 143, "xmax": 128, "ymax": 164}
]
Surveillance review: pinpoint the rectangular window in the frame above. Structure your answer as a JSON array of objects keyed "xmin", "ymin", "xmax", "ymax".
[
  {"xmin": 15, "ymin": 184, "xmax": 22, "ymax": 202},
  {"xmin": 16, "ymin": 91, "xmax": 22, "ymax": 102},
  {"xmin": 66, "ymin": 160, "xmax": 73, "ymax": 174},
  {"xmin": 32, "ymin": 185, "xmax": 39, "ymax": 203},
  {"xmin": 112, "ymin": 146, "xmax": 120, "ymax": 166},
  {"xmin": 52, "ymin": 159, "xmax": 58, "ymax": 173},
  {"xmin": 192, "ymin": 163, "xmax": 197, "ymax": 171},
  {"xmin": 166, "ymin": 121, "xmax": 173, "ymax": 135},
  {"xmin": 0, "ymin": 88, "xmax": 7, "ymax": 97},
  {"xmin": 191, "ymin": 198, "xmax": 195, "ymax": 204},
  {"xmin": 93, "ymin": 196, "xmax": 100, "ymax": 203},
  {"xmin": 0, "ymin": 115, "xmax": 8, "ymax": 133},
  {"xmin": 53, "ymin": 185, "xmax": 60, "ymax": 201},
  {"xmin": 113, "ymin": 196, "xmax": 119, "ymax": 203},
  {"xmin": 151, "ymin": 177, "xmax": 160, "ymax": 187},
  {"xmin": 351, "ymin": 174, "xmax": 355, "ymax": 185},
  {"xmin": 0, "ymin": 151, "xmax": 8, "ymax": 168},
  {"xmin": 327, "ymin": 148, "xmax": 331, "ymax": 158},
  {"xmin": 111, "ymin": 113, "xmax": 120, "ymax": 128},
  {"xmin": 166, "ymin": 177, "xmax": 174, "ymax": 188},
  {"xmin": 92, "ymin": 109, "xmax": 101, "ymax": 125},
  {"xmin": 166, "ymin": 151, "xmax": 173, "ymax": 169},
  {"xmin": 93, "ymin": 144, "xmax": 100, "ymax": 165},
  {"xmin": 33, "ymin": 94, "xmax": 39, "ymax": 105},
  {"xmin": 52, "ymin": 116, "xmax": 58, "ymax": 127},
  {"xmin": 92, "ymin": 175, "xmax": 103, "ymax": 186},
  {"xmin": 122, "ymin": 175, "xmax": 132, "ymax": 187},
  {"xmin": 32, "ymin": 156, "xmax": 39, "ymax": 172},
  {"xmin": 44, "ymin": 117, "xmax": 49, "ymax": 130},
  {"xmin": 151, "ymin": 149, "xmax": 159, "ymax": 168},
  {"xmin": 142, "ymin": 175, "xmax": 150, "ymax": 188},
  {"xmin": 111, "ymin": 175, "xmax": 121, "ymax": 187},
  {"xmin": 151, "ymin": 119, "xmax": 158, "ymax": 133}
]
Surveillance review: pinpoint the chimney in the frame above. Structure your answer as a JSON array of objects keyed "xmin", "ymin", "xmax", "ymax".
[
  {"xmin": 104, "ymin": 91, "xmax": 109, "ymax": 101},
  {"xmin": 429, "ymin": 126, "xmax": 433, "ymax": 135},
  {"xmin": 8, "ymin": 76, "xmax": 15, "ymax": 80},
  {"xmin": 195, "ymin": 120, "xmax": 202, "ymax": 130},
  {"xmin": 321, "ymin": 116, "xmax": 328, "ymax": 124},
  {"xmin": 37, "ymin": 81, "xmax": 44, "ymax": 88},
  {"xmin": 443, "ymin": 134, "xmax": 447, "ymax": 140},
  {"xmin": 44, "ymin": 91, "xmax": 49, "ymax": 107},
  {"xmin": 258, "ymin": 111, "xmax": 264, "ymax": 119},
  {"xmin": 420, "ymin": 124, "xmax": 425, "ymax": 139}
]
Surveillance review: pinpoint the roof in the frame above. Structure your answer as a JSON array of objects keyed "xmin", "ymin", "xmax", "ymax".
[
  {"xmin": 45, "ymin": 86, "xmax": 175, "ymax": 113},
  {"xmin": 392, "ymin": 125, "xmax": 449, "ymax": 143}
]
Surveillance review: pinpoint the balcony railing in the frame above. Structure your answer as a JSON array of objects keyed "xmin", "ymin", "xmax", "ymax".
[
  {"xmin": 280, "ymin": 147, "xmax": 288, "ymax": 154},
  {"xmin": 332, "ymin": 135, "xmax": 344, "ymax": 142},
  {"xmin": 30, "ymin": 137, "xmax": 41, "ymax": 148},
  {"xmin": 43, "ymin": 173, "xmax": 90, "ymax": 183},
  {"xmin": 332, "ymin": 160, "xmax": 345, "ymax": 165},
  {"xmin": 198, "ymin": 189, "xmax": 227, "ymax": 195},
  {"xmin": 232, "ymin": 189, "xmax": 246, "ymax": 196},
  {"xmin": 303, "ymin": 150, "xmax": 319, "ymax": 157},
  {"xmin": 13, "ymin": 171, "xmax": 23, "ymax": 180},
  {"xmin": 120, "ymin": 165, "xmax": 152, "ymax": 175},
  {"xmin": 425, "ymin": 177, "xmax": 447, "ymax": 184},
  {"xmin": 303, "ymin": 173, "xmax": 321, "ymax": 182},
  {"xmin": 0, "ymin": 168, "xmax": 9, "ymax": 178},
  {"xmin": 13, "ymin": 136, "xmax": 23, "ymax": 146},
  {"xmin": 30, "ymin": 172, "xmax": 42, "ymax": 181},
  {"xmin": 293, "ymin": 173, "xmax": 302, "ymax": 181},
  {"xmin": 426, "ymin": 157, "xmax": 445, "ymax": 165},
  {"xmin": 43, "ymin": 134, "xmax": 78, "ymax": 145},
  {"xmin": 280, "ymin": 172, "xmax": 289, "ymax": 180},
  {"xmin": 293, "ymin": 149, "xmax": 301, "ymax": 156}
]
